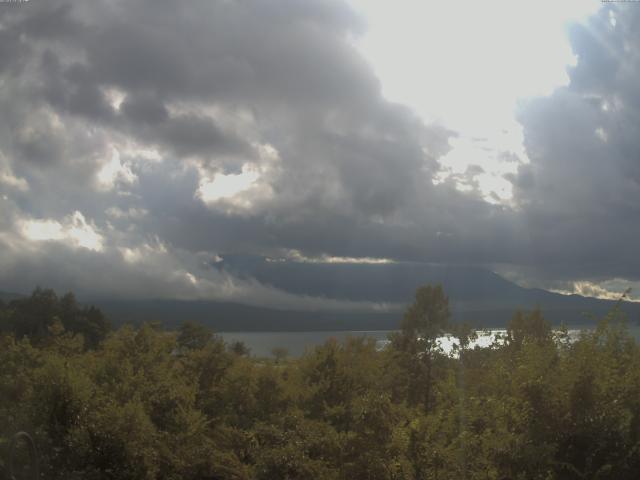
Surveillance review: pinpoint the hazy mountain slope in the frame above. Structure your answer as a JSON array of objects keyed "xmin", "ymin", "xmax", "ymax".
[
  {"xmin": 93, "ymin": 300, "xmax": 399, "ymax": 331},
  {"xmin": 93, "ymin": 296, "xmax": 640, "ymax": 332},
  {"xmin": 216, "ymin": 255, "xmax": 639, "ymax": 312},
  {"xmin": 6, "ymin": 257, "xmax": 639, "ymax": 330},
  {"xmin": 91, "ymin": 257, "xmax": 640, "ymax": 330},
  {"xmin": 215, "ymin": 255, "xmax": 525, "ymax": 304},
  {"xmin": 0, "ymin": 291, "xmax": 25, "ymax": 302}
]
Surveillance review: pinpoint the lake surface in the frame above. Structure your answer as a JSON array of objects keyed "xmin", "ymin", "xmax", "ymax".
[
  {"xmin": 219, "ymin": 329, "xmax": 507, "ymax": 357},
  {"xmin": 220, "ymin": 325, "xmax": 640, "ymax": 358},
  {"xmin": 220, "ymin": 330, "xmax": 393, "ymax": 357}
]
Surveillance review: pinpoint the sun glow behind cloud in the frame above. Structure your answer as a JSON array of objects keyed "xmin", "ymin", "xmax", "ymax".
[
  {"xmin": 96, "ymin": 148, "xmax": 137, "ymax": 191},
  {"xmin": 21, "ymin": 212, "xmax": 104, "ymax": 252},
  {"xmin": 197, "ymin": 165, "xmax": 260, "ymax": 204},
  {"xmin": 347, "ymin": 0, "xmax": 601, "ymax": 203},
  {"xmin": 271, "ymin": 249, "xmax": 394, "ymax": 265},
  {"xmin": 552, "ymin": 280, "xmax": 640, "ymax": 303}
]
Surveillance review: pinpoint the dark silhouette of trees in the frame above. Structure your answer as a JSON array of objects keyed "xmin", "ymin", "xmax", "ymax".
[
  {"xmin": 177, "ymin": 320, "xmax": 213, "ymax": 351},
  {"xmin": 0, "ymin": 288, "xmax": 111, "ymax": 348}
]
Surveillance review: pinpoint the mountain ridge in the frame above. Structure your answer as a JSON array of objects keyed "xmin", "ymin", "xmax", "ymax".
[{"xmin": 4, "ymin": 257, "xmax": 639, "ymax": 331}]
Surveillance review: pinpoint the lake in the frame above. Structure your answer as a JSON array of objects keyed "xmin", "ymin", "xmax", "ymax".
[
  {"xmin": 220, "ymin": 325, "xmax": 640, "ymax": 358},
  {"xmin": 220, "ymin": 330, "xmax": 393, "ymax": 357}
]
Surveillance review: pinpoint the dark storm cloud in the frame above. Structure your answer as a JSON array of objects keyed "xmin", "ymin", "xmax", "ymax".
[
  {"xmin": 2, "ymin": 0, "xmax": 453, "ymax": 219},
  {"xmin": 41, "ymin": 58, "xmax": 116, "ymax": 122},
  {"xmin": 20, "ymin": 2, "xmax": 85, "ymax": 40},
  {"xmin": 0, "ymin": 27, "xmax": 28, "ymax": 75},
  {"xmin": 120, "ymin": 94, "xmax": 168, "ymax": 125},
  {"xmin": 508, "ymin": 5, "xmax": 640, "ymax": 283},
  {"xmin": 0, "ymin": 0, "xmax": 449, "ymax": 303},
  {"xmin": 1, "ymin": 0, "xmax": 638, "ymax": 303},
  {"xmin": 158, "ymin": 114, "xmax": 252, "ymax": 161}
]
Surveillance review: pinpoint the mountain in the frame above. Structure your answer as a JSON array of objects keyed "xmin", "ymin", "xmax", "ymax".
[
  {"xmin": 93, "ymin": 296, "xmax": 640, "ymax": 332},
  {"xmin": 90, "ymin": 256, "xmax": 640, "ymax": 331},
  {"xmin": 0, "ymin": 291, "xmax": 25, "ymax": 302},
  {"xmin": 93, "ymin": 299, "xmax": 399, "ymax": 332}
]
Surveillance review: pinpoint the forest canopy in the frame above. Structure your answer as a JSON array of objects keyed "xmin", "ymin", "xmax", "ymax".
[{"xmin": 1, "ymin": 286, "xmax": 640, "ymax": 479}]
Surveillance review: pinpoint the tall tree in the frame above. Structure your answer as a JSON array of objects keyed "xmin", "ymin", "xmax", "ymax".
[
  {"xmin": 394, "ymin": 284, "xmax": 450, "ymax": 411},
  {"xmin": 177, "ymin": 321, "xmax": 213, "ymax": 351}
]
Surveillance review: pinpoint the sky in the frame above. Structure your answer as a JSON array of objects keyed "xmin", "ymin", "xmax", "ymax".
[{"xmin": 1, "ymin": 0, "xmax": 640, "ymax": 308}]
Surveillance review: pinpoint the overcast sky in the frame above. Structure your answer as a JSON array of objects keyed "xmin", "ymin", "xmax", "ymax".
[{"xmin": 1, "ymin": 0, "xmax": 639, "ymax": 307}]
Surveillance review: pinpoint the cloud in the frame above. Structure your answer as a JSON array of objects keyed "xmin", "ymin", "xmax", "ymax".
[
  {"xmin": 504, "ymin": 4, "xmax": 640, "ymax": 286},
  {"xmin": 0, "ymin": 0, "xmax": 638, "ymax": 306},
  {"xmin": 96, "ymin": 148, "xmax": 137, "ymax": 191},
  {"xmin": 277, "ymin": 249, "xmax": 394, "ymax": 265},
  {"xmin": 0, "ymin": 154, "xmax": 29, "ymax": 192},
  {"xmin": 0, "ymin": 220, "xmax": 400, "ymax": 313},
  {"xmin": 0, "ymin": 0, "xmax": 455, "ymax": 305},
  {"xmin": 551, "ymin": 279, "xmax": 639, "ymax": 303},
  {"xmin": 19, "ymin": 211, "xmax": 104, "ymax": 252}
]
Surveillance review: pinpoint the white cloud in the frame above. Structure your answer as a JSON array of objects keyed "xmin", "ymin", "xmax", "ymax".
[
  {"xmin": 198, "ymin": 165, "xmax": 260, "ymax": 203},
  {"xmin": 0, "ymin": 170, "xmax": 29, "ymax": 192},
  {"xmin": 552, "ymin": 280, "xmax": 639, "ymax": 303},
  {"xmin": 106, "ymin": 206, "xmax": 148, "ymax": 220},
  {"xmin": 275, "ymin": 249, "xmax": 394, "ymax": 265},
  {"xmin": 434, "ymin": 135, "xmax": 521, "ymax": 204},
  {"xmin": 348, "ymin": 0, "xmax": 600, "ymax": 205},
  {"xmin": 96, "ymin": 147, "xmax": 137, "ymax": 191},
  {"xmin": 104, "ymin": 87, "xmax": 126, "ymax": 111},
  {"xmin": 118, "ymin": 239, "xmax": 168, "ymax": 264},
  {"xmin": 196, "ymin": 143, "xmax": 280, "ymax": 211},
  {"xmin": 21, "ymin": 219, "xmax": 65, "ymax": 242},
  {"xmin": 0, "ymin": 153, "xmax": 29, "ymax": 192},
  {"xmin": 20, "ymin": 211, "xmax": 104, "ymax": 252}
]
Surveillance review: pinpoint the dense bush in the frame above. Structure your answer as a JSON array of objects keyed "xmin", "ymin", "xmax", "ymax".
[{"xmin": 1, "ymin": 286, "xmax": 640, "ymax": 479}]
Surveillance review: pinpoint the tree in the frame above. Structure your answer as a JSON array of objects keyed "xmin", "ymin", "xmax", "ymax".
[
  {"xmin": 507, "ymin": 308, "xmax": 551, "ymax": 349},
  {"xmin": 393, "ymin": 284, "xmax": 450, "ymax": 412},
  {"xmin": 400, "ymin": 285, "xmax": 450, "ymax": 342},
  {"xmin": 4, "ymin": 289, "xmax": 110, "ymax": 348},
  {"xmin": 72, "ymin": 305, "xmax": 111, "ymax": 349},
  {"xmin": 271, "ymin": 347, "xmax": 289, "ymax": 364},
  {"xmin": 0, "ymin": 299, "xmax": 8, "ymax": 333},
  {"xmin": 5, "ymin": 284, "xmax": 640, "ymax": 479},
  {"xmin": 177, "ymin": 321, "xmax": 213, "ymax": 351},
  {"xmin": 229, "ymin": 340, "xmax": 251, "ymax": 357},
  {"xmin": 8, "ymin": 287, "xmax": 59, "ymax": 342}
]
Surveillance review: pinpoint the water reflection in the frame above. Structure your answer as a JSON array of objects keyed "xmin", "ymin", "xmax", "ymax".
[{"xmin": 220, "ymin": 326, "xmax": 630, "ymax": 358}]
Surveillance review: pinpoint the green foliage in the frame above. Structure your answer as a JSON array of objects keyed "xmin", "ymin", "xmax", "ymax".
[
  {"xmin": 229, "ymin": 340, "xmax": 251, "ymax": 357},
  {"xmin": 507, "ymin": 308, "xmax": 552, "ymax": 349},
  {"xmin": 177, "ymin": 321, "xmax": 213, "ymax": 351},
  {"xmin": 391, "ymin": 285, "xmax": 452, "ymax": 412},
  {"xmin": 0, "ymin": 288, "xmax": 111, "ymax": 349},
  {"xmin": 400, "ymin": 284, "xmax": 451, "ymax": 348},
  {"xmin": 2, "ymin": 284, "xmax": 640, "ymax": 479},
  {"xmin": 271, "ymin": 347, "xmax": 289, "ymax": 364}
]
